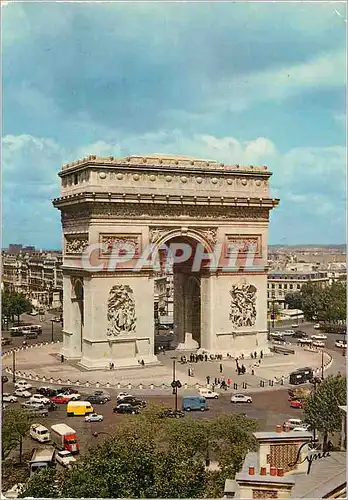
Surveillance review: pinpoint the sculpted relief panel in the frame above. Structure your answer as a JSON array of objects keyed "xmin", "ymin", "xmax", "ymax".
[
  {"xmin": 65, "ymin": 234, "xmax": 89, "ymax": 254},
  {"xmin": 100, "ymin": 234, "xmax": 141, "ymax": 256},
  {"xmin": 226, "ymin": 235, "xmax": 262, "ymax": 257},
  {"xmin": 107, "ymin": 284, "xmax": 136, "ymax": 337},
  {"xmin": 229, "ymin": 280, "xmax": 257, "ymax": 328}
]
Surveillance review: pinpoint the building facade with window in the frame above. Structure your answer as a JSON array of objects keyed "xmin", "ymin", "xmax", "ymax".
[{"xmin": 267, "ymin": 271, "xmax": 330, "ymax": 310}]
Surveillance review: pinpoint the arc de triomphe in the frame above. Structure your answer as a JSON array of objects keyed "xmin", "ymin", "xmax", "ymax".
[{"xmin": 53, "ymin": 154, "xmax": 278, "ymax": 369}]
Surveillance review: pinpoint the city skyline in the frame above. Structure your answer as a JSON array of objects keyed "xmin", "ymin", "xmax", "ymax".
[{"xmin": 3, "ymin": 2, "xmax": 346, "ymax": 248}]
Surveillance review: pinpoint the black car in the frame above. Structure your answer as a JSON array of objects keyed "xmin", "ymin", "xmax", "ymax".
[
  {"xmin": 93, "ymin": 390, "xmax": 111, "ymax": 401},
  {"xmin": 119, "ymin": 396, "xmax": 146, "ymax": 408},
  {"xmin": 38, "ymin": 387, "xmax": 58, "ymax": 397},
  {"xmin": 85, "ymin": 395, "xmax": 108, "ymax": 405},
  {"xmin": 113, "ymin": 403, "xmax": 139, "ymax": 415},
  {"xmin": 47, "ymin": 402, "xmax": 57, "ymax": 411},
  {"xmin": 160, "ymin": 409, "xmax": 185, "ymax": 419},
  {"xmin": 1, "ymin": 375, "xmax": 8, "ymax": 384},
  {"xmin": 293, "ymin": 330, "xmax": 308, "ymax": 339}
]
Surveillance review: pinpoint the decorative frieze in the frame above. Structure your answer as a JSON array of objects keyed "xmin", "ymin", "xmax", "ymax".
[
  {"xmin": 229, "ymin": 280, "xmax": 257, "ymax": 328},
  {"xmin": 65, "ymin": 235, "xmax": 89, "ymax": 254},
  {"xmin": 61, "ymin": 204, "xmax": 270, "ymax": 222},
  {"xmin": 199, "ymin": 228, "xmax": 217, "ymax": 246},
  {"xmin": 100, "ymin": 234, "xmax": 141, "ymax": 256}
]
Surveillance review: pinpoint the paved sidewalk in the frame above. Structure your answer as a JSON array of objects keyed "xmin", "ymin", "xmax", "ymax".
[{"xmin": 2, "ymin": 341, "xmax": 336, "ymax": 393}]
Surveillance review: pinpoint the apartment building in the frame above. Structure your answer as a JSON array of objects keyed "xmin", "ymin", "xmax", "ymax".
[{"xmin": 1, "ymin": 251, "xmax": 63, "ymax": 309}]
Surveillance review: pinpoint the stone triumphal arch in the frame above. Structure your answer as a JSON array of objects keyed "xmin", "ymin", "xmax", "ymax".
[{"xmin": 53, "ymin": 154, "xmax": 278, "ymax": 369}]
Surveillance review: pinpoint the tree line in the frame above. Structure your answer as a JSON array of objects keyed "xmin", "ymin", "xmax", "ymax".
[
  {"xmin": 1, "ymin": 290, "xmax": 32, "ymax": 329},
  {"xmin": 285, "ymin": 281, "xmax": 346, "ymax": 323}
]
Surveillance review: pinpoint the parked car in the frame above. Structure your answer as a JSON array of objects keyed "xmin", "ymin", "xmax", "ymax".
[
  {"xmin": 120, "ymin": 396, "xmax": 146, "ymax": 407},
  {"xmin": 299, "ymin": 338, "xmax": 312, "ymax": 344},
  {"xmin": 93, "ymin": 390, "xmax": 111, "ymax": 401},
  {"xmin": 2, "ymin": 375, "xmax": 9, "ymax": 383},
  {"xmin": 231, "ymin": 393, "xmax": 252, "ymax": 404},
  {"xmin": 51, "ymin": 395, "xmax": 71, "ymax": 404},
  {"xmin": 2, "ymin": 338, "xmax": 12, "ymax": 346},
  {"xmin": 293, "ymin": 424, "xmax": 311, "ymax": 432},
  {"xmin": 15, "ymin": 380, "xmax": 32, "ymax": 390},
  {"xmin": 14, "ymin": 388, "xmax": 32, "ymax": 398},
  {"xmin": 30, "ymin": 394, "xmax": 51, "ymax": 405},
  {"xmin": 28, "ymin": 407, "xmax": 49, "ymax": 418},
  {"xmin": 290, "ymin": 399, "xmax": 303, "ymax": 409},
  {"xmin": 2, "ymin": 393, "xmax": 18, "ymax": 403},
  {"xmin": 85, "ymin": 413, "xmax": 104, "ymax": 422},
  {"xmin": 293, "ymin": 331, "xmax": 308, "ymax": 339},
  {"xmin": 21, "ymin": 401, "xmax": 45, "ymax": 410},
  {"xmin": 113, "ymin": 403, "xmax": 139, "ymax": 414},
  {"xmin": 57, "ymin": 392, "xmax": 81, "ymax": 401},
  {"xmin": 311, "ymin": 334, "xmax": 327, "ymax": 341},
  {"xmin": 160, "ymin": 409, "xmax": 185, "ymax": 419},
  {"xmin": 335, "ymin": 340, "xmax": 347, "ymax": 348},
  {"xmin": 47, "ymin": 402, "xmax": 57, "ymax": 411},
  {"xmin": 38, "ymin": 387, "xmax": 58, "ymax": 398},
  {"xmin": 52, "ymin": 317, "xmax": 61, "ymax": 323},
  {"xmin": 291, "ymin": 324, "xmax": 299, "ymax": 328},
  {"xmin": 60, "ymin": 387, "xmax": 79, "ymax": 395},
  {"xmin": 25, "ymin": 332, "xmax": 38, "ymax": 339},
  {"xmin": 283, "ymin": 418, "xmax": 303, "ymax": 430},
  {"xmin": 282, "ymin": 330, "xmax": 295, "ymax": 336},
  {"xmin": 312, "ymin": 341, "xmax": 325, "ymax": 348},
  {"xmin": 182, "ymin": 396, "xmax": 208, "ymax": 412},
  {"xmin": 85, "ymin": 395, "xmax": 108, "ymax": 405},
  {"xmin": 199, "ymin": 388, "xmax": 219, "ymax": 399},
  {"xmin": 116, "ymin": 392, "xmax": 131, "ymax": 401},
  {"xmin": 55, "ymin": 450, "xmax": 77, "ymax": 468},
  {"xmin": 313, "ymin": 323, "xmax": 321, "ymax": 329}
]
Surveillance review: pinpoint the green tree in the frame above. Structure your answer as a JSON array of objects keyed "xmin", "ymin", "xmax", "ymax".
[
  {"xmin": 20, "ymin": 407, "xmax": 258, "ymax": 498},
  {"xmin": 1, "ymin": 291, "xmax": 32, "ymax": 327},
  {"xmin": 304, "ymin": 374, "xmax": 346, "ymax": 449},
  {"xmin": 2, "ymin": 407, "xmax": 34, "ymax": 463},
  {"xmin": 284, "ymin": 292, "xmax": 303, "ymax": 310},
  {"xmin": 19, "ymin": 468, "xmax": 59, "ymax": 498}
]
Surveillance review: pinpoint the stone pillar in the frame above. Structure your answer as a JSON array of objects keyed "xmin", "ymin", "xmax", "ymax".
[
  {"xmin": 200, "ymin": 274, "xmax": 214, "ymax": 352},
  {"xmin": 60, "ymin": 274, "xmax": 82, "ymax": 360},
  {"xmin": 173, "ymin": 272, "xmax": 185, "ymax": 345}
]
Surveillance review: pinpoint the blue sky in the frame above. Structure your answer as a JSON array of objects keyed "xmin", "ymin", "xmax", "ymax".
[{"xmin": 2, "ymin": 2, "xmax": 346, "ymax": 249}]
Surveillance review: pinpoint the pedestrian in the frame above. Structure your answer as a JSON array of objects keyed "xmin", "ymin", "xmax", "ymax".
[
  {"xmin": 260, "ymin": 350, "xmax": 263, "ymax": 359},
  {"xmin": 61, "ymin": 354, "xmax": 64, "ymax": 363},
  {"xmin": 109, "ymin": 362, "xmax": 112, "ymax": 370},
  {"xmin": 251, "ymin": 369, "xmax": 254, "ymax": 376},
  {"xmin": 251, "ymin": 352, "xmax": 254, "ymax": 359},
  {"xmin": 205, "ymin": 354, "xmax": 208, "ymax": 362},
  {"xmin": 220, "ymin": 363, "xmax": 223, "ymax": 374},
  {"xmin": 188, "ymin": 368, "xmax": 191, "ymax": 377},
  {"xmin": 111, "ymin": 362, "xmax": 114, "ymax": 370},
  {"xmin": 206, "ymin": 375, "xmax": 210, "ymax": 385},
  {"xmin": 141, "ymin": 359, "xmax": 145, "ymax": 367},
  {"xmin": 227, "ymin": 378, "xmax": 231, "ymax": 386},
  {"xmin": 241, "ymin": 353, "xmax": 244, "ymax": 360},
  {"xmin": 214, "ymin": 377, "xmax": 218, "ymax": 385},
  {"xmin": 254, "ymin": 351, "xmax": 257, "ymax": 359},
  {"xmin": 241, "ymin": 365, "xmax": 246, "ymax": 374}
]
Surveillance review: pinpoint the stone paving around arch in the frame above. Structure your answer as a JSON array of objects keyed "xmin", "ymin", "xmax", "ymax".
[{"xmin": 2, "ymin": 341, "xmax": 339, "ymax": 393}]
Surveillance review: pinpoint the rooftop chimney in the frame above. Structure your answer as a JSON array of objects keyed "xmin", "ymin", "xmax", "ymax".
[
  {"xmin": 248, "ymin": 466, "xmax": 255, "ymax": 476},
  {"xmin": 276, "ymin": 425, "xmax": 282, "ymax": 433}
]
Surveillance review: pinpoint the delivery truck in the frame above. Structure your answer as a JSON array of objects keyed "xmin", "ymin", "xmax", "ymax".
[
  {"xmin": 51, "ymin": 423, "xmax": 79, "ymax": 454},
  {"xmin": 29, "ymin": 447, "xmax": 55, "ymax": 475}
]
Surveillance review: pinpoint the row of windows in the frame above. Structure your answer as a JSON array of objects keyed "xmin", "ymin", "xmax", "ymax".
[{"xmin": 267, "ymin": 283, "xmax": 301, "ymax": 290}]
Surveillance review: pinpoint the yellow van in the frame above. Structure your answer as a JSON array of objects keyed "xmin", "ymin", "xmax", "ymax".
[{"xmin": 67, "ymin": 401, "xmax": 94, "ymax": 417}]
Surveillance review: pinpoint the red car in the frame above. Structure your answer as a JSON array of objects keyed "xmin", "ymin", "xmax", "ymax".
[
  {"xmin": 50, "ymin": 395, "xmax": 70, "ymax": 404},
  {"xmin": 290, "ymin": 399, "xmax": 303, "ymax": 409}
]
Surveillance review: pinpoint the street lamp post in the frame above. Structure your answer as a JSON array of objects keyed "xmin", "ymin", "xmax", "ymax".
[
  {"xmin": 51, "ymin": 320, "xmax": 54, "ymax": 342},
  {"xmin": 171, "ymin": 357, "xmax": 181, "ymax": 412},
  {"xmin": 12, "ymin": 350, "xmax": 16, "ymax": 384},
  {"xmin": 321, "ymin": 349, "xmax": 324, "ymax": 380}
]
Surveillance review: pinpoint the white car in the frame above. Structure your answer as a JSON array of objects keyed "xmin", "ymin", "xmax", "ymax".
[
  {"xmin": 199, "ymin": 388, "xmax": 219, "ymax": 399},
  {"xmin": 15, "ymin": 380, "xmax": 32, "ymax": 391},
  {"xmin": 299, "ymin": 338, "xmax": 312, "ymax": 344},
  {"xmin": 21, "ymin": 400, "xmax": 45, "ymax": 410},
  {"xmin": 57, "ymin": 392, "xmax": 81, "ymax": 401},
  {"xmin": 293, "ymin": 425, "xmax": 311, "ymax": 432},
  {"xmin": 117, "ymin": 392, "xmax": 131, "ymax": 401},
  {"xmin": 55, "ymin": 450, "xmax": 77, "ymax": 468},
  {"xmin": 30, "ymin": 394, "xmax": 51, "ymax": 405},
  {"xmin": 14, "ymin": 388, "xmax": 32, "ymax": 398},
  {"xmin": 312, "ymin": 340, "xmax": 325, "ymax": 348},
  {"xmin": 283, "ymin": 330, "xmax": 295, "ymax": 336},
  {"xmin": 311, "ymin": 334, "xmax": 327, "ymax": 341},
  {"xmin": 291, "ymin": 324, "xmax": 299, "ymax": 328},
  {"xmin": 335, "ymin": 340, "xmax": 347, "ymax": 348},
  {"xmin": 313, "ymin": 323, "xmax": 321, "ymax": 329},
  {"xmin": 85, "ymin": 413, "xmax": 104, "ymax": 422},
  {"xmin": 231, "ymin": 393, "xmax": 252, "ymax": 404},
  {"xmin": 270, "ymin": 332, "xmax": 283, "ymax": 338},
  {"xmin": 2, "ymin": 393, "xmax": 18, "ymax": 403}
]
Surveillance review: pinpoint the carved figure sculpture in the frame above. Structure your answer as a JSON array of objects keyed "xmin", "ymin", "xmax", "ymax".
[
  {"xmin": 107, "ymin": 284, "xmax": 136, "ymax": 336},
  {"xmin": 229, "ymin": 280, "xmax": 257, "ymax": 327}
]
